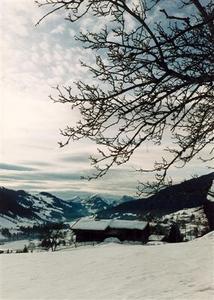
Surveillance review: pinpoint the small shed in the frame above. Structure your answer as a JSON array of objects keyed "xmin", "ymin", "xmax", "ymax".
[
  {"xmin": 148, "ymin": 234, "xmax": 165, "ymax": 242},
  {"xmin": 71, "ymin": 218, "xmax": 150, "ymax": 243}
]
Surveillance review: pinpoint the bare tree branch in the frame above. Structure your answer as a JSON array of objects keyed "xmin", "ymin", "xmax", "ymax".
[{"xmin": 36, "ymin": 0, "xmax": 214, "ymax": 192}]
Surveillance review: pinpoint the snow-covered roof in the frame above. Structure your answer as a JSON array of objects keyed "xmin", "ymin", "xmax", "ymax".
[
  {"xmin": 149, "ymin": 235, "xmax": 165, "ymax": 241},
  {"xmin": 71, "ymin": 219, "xmax": 110, "ymax": 231},
  {"xmin": 110, "ymin": 220, "xmax": 148, "ymax": 230},
  {"xmin": 71, "ymin": 219, "xmax": 148, "ymax": 231}
]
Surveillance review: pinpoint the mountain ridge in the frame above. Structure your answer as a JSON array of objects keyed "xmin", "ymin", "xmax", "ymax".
[
  {"xmin": 0, "ymin": 173, "xmax": 213, "ymax": 229},
  {"xmin": 0, "ymin": 188, "xmax": 122, "ymax": 228},
  {"xmin": 97, "ymin": 173, "xmax": 214, "ymax": 229}
]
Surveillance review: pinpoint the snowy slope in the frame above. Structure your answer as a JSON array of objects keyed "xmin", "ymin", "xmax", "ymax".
[
  {"xmin": 0, "ymin": 232, "xmax": 213, "ymax": 300},
  {"xmin": 82, "ymin": 194, "xmax": 111, "ymax": 213},
  {"xmin": 0, "ymin": 188, "xmax": 87, "ymax": 228},
  {"xmin": 1, "ymin": 173, "xmax": 213, "ymax": 230},
  {"xmin": 69, "ymin": 194, "xmax": 111, "ymax": 214},
  {"xmin": 0, "ymin": 188, "xmax": 116, "ymax": 229},
  {"xmin": 0, "ymin": 215, "xmax": 18, "ymax": 228},
  {"xmin": 99, "ymin": 172, "xmax": 214, "ymax": 219},
  {"xmin": 69, "ymin": 194, "xmax": 136, "ymax": 211}
]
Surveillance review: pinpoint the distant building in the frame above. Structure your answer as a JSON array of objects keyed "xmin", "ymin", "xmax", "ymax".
[
  {"xmin": 71, "ymin": 218, "xmax": 150, "ymax": 243},
  {"xmin": 148, "ymin": 235, "xmax": 165, "ymax": 242}
]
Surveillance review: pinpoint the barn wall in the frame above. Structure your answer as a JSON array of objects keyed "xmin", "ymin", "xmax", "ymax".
[
  {"xmin": 73, "ymin": 229, "xmax": 106, "ymax": 242},
  {"xmin": 107, "ymin": 225, "xmax": 150, "ymax": 242},
  {"xmin": 73, "ymin": 224, "xmax": 150, "ymax": 243}
]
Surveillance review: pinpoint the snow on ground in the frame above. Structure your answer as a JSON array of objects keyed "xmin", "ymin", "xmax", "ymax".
[
  {"xmin": 0, "ymin": 233, "xmax": 7, "ymax": 242},
  {"xmin": 0, "ymin": 239, "xmax": 39, "ymax": 251},
  {"xmin": 0, "ymin": 215, "xmax": 17, "ymax": 229},
  {"xmin": 0, "ymin": 214, "xmax": 42, "ymax": 229},
  {"xmin": 162, "ymin": 206, "xmax": 206, "ymax": 222},
  {"xmin": 0, "ymin": 233, "xmax": 213, "ymax": 300}
]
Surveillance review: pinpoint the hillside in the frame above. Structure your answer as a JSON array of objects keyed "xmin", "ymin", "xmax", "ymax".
[
  {"xmin": 98, "ymin": 173, "xmax": 214, "ymax": 222},
  {"xmin": 0, "ymin": 187, "xmax": 137, "ymax": 229},
  {"xmin": 68, "ymin": 194, "xmax": 111, "ymax": 214},
  {"xmin": 0, "ymin": 188, "xmax": 86, "ymax": 227},
  {"xmin": 0, "ymin": 173, "xmax": 213, "ymax": 232},
  {"xmin": 0, "ymin": 232, "xmax": 213, "ymax": 300},
  {"xmin": 0, "ymin": 189, "xmax": 116, "ymax": 228}
]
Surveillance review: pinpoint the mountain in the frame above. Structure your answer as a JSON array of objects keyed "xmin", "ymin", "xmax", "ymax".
[
  {"xmin": 0, "ymin": 189, "xmax": 114, "ymax": 228},
  {"xmin": 97, "ymin": 173, "xmax": 214, "ymax": 227},
  {"xmin": 68, "ymin": 194, "xmax": 136, "ymax": 207},
  {"xmin": 0, "ymin": 188, "xmax": 87, "ymax": 227},
  {"xmin": 106, "ymin": 195, "xmax": 136, "ymax": 206},
  {"xmin": 117, "ymin": 195, "xmax": 136, "ymax": 204},
  {"xmin": 1, "ymin": 173, "xmax": 213, "ymax": 230},
  {"xmin": 68, "ymin": 194, "xmax": 111, "ymax": 214}
]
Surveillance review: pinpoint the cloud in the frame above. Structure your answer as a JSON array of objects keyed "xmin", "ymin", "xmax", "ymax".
[
  {"xmin": 0, "ymin": 163, "xmax": 36, "ymax": 172},
  {"xmin": 60, "ymin": 153, "xmax": 91, "ymax": 164},
  {"xmin": 51, "ymin": 24, "xmax": 65, "ymax": 34},
  {"xmin": 21, "ymin": 161, "xmax": 53, "ymax": 167},
  {"xmin": 0, "ymin": 0, "xmax": 209, "ymax": 199},
  {"xmin": 0, "ymin": 170, "xmax": 88, "ymax": 182},
  {"xmin": 0, "ymin": 165, "xmax": 141, "ymax": 197}
]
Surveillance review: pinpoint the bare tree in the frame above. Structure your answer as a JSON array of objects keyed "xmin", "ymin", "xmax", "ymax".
[{"xmin": 36, "ymin": 0, "xmax": 214, "ymax": 192}]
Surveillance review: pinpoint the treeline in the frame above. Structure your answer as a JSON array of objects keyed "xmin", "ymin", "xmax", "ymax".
[{"xmin": 0, "ymin": 222, "xmax": 70, "ymax": 241}]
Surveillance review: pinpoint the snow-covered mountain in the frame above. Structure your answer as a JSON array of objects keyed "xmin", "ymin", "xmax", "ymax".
[
  {"xmin": 95, "ymin": 174, "xmax": 213, "ymax": 241},
  {"xmin": 1, "ymin": 173, "xmax": 213, "ymax": 231},
  {"xmin": 0, "ymin": 187, "xmax": 135, "ymax": 228},
  {"xmin": 0, "ymin": 188, "xmax": 87, "ymax": 228},
  {"xmin": 0, "ymin": 189, "xmax": 119, "ymax": 228},
  {"xmin": 106, "ymin": 195, "xmax": 136, "ymax": 206},
  {"xmin": 68, "ymin": 194, "xmax": 111, "ymax": 214},
  {"xmin": 98, "ymin": 173, "xmax": 214, "ymax": 230},
  {"xmin": 69, "ymin": 194, "xmax": 136, "ymax": 207},
  {"xmin": 118, "ymin": 195, "xmax": 136, "ymax": 204}
]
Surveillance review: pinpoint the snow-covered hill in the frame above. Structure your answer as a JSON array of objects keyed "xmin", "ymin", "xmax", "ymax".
[
  {"xmin": 0, "ymin": 188, "xmax": 87, "ymax": 228},
  {"xmin": 0, "ymin": 189, "xmax": 122, "ymax": 229},
  {"xmin": 68, "ymin": 194, "xmax": 111, "ymax": 214},
  {"xmin": 0, "ymin": 187, "xmax": 135, "ymax": 229},
  {"xmin": 1, "ymin": 173, "xmax": 213, "ymax": 232},
  {"xmin": 98, "ymin": 173, "xmax": 214, "ymax": 221},
  {"xmin": 0, "ymin": 232, "xmax": 213, "ymax": 300}
]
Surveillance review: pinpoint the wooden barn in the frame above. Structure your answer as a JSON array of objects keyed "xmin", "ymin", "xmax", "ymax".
[{"xmin": 71, "ymin": 218, "xmax": 150, "ymax": 243}]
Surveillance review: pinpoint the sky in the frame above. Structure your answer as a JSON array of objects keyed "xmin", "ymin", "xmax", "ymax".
[{"xmin": 0, "ymin": 0, "xmax": 211, "ymax": 200}]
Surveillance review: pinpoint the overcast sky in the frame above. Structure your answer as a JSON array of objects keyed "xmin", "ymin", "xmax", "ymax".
[{"xmin": 0, "ymin": 0, "xmax": 210, "ymax": 200}]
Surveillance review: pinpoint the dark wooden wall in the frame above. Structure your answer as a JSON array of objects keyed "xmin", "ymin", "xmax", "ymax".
[{"xmin": 73, "ymin": 224, "xmax": 150, "ymax": 243}]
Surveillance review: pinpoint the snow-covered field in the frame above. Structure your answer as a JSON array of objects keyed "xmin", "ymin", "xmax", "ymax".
[
  {"xmin": 0, "ymin": 233, "xmax": 213, "ymax": 300},
  {"xmin": 0, "ymin": 239, "xmax": 39, "ymax": 252}
]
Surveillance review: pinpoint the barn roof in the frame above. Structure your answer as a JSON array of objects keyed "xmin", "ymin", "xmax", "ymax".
[
  {"xmin": 71, "ymin": 219, "xmax": 110, "ymax": 231},
  {"xmin": 110, "ymin": 220, "xmax": 148, "ymax": 230},
  {"xmin": 71, "ymin": 218, "xmax": 148, "ymax": 231}
]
